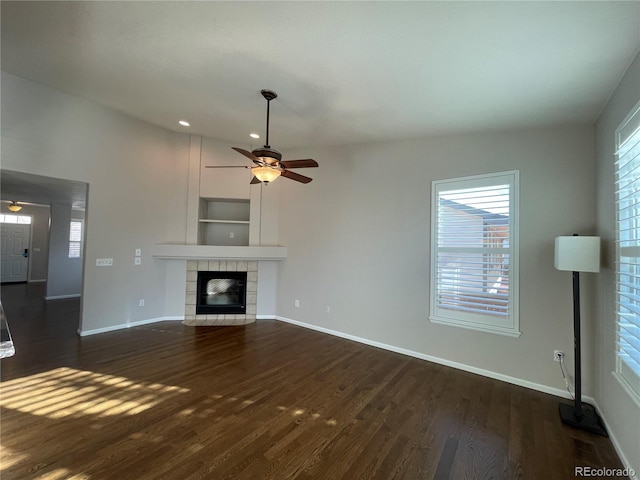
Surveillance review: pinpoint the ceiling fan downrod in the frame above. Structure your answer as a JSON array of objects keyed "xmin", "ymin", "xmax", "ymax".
[{"xmin": 261, "ymin": 89, "xmax": 277, "ymax": 148}]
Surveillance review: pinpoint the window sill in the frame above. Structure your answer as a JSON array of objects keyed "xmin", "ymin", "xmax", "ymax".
[{"xmin": 429, "ymin": 315, "xmax": 521, "ymax": 338}]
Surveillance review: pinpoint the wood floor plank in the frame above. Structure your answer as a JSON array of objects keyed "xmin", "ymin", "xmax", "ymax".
[{"xmin": 0, "ymin": 283, "xmax": 629, "ymax": 480}]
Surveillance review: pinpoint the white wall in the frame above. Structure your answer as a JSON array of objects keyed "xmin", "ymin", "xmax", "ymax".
[
  {"xmin": 46, "ymin": 203, "xmax": 82, "ymax": 299},
  {"xmin": 1, "ymin": 72, "xmax": 190, "ymax": 332},
  {"xmin": 275, "ymin": 127, "xmax": 597, "ymax": 395},
  {"xmin": 199, "ymin": 136, "xmax": 252, "ymax": 200},
  {"xmin": 28, "ymin": 204, "xmax": 51, "ymax": 281},
  {"xmin": 594, "ymin": 51, "xmax": 640, "ymax": 474}
]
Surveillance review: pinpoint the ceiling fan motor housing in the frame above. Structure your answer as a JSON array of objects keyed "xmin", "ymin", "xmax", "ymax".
[
  {"xmin": 252, "ymin": 147, "xmax": 282, "ymax": 164},
  {"xmin": 261, "ymin": 89, "xmax": 277, "ymax": 101}
]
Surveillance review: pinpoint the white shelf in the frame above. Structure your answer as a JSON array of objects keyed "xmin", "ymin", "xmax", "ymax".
[{"xmin": 198, "ymin": 219, "xmax": 250, "ymax": 224}]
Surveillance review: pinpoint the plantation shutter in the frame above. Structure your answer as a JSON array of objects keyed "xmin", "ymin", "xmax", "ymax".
[
  {"xmin": 615, "ymin": 101, "xmax": 640, "ymax": 397},
  {"xmin": 69, "ymin": 221, "xmax": 82, "ymax": 258},
  {"xmin": 430, "ymin": 171, "xmax": 519, "ymax": 337}
]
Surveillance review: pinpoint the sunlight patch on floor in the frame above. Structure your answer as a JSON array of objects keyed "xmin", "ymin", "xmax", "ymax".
[
  {"xmin": 0, "ymin": 446, "xmax": 28, "ymax": 470},
  {"xmin": 40, "ymin": 467, "xmax": 87, "ymax": 480},
  {"xmin": 0, "ymin": 367, "xmax": 189, "ymax": 419},
  {"xmin": 0, "ymin": 449, "xmax": 82, "ymax": 480},
  {"xmin": 274, "ymin": 405, "xmax": 337, "ymax": 426}
]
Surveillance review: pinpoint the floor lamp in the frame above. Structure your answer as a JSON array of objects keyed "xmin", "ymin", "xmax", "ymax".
[{"xmin": 554, "ymin": 235, "xmax": 607, "ymax": 436}]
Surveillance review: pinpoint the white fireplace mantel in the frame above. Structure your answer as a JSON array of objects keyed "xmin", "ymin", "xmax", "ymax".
[{"xmin": 151, "ymin": 243, "xmax": 287, "ymax": 261}]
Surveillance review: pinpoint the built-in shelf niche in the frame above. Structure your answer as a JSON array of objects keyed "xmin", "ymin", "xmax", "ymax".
[{"xmin": 199, "ymin": 198, "xmax": 250, "ymax": 246}]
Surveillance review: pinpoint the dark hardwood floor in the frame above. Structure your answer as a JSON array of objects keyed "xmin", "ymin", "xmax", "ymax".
[{"xmin": 0, "ymin": 283, "xmax": 629, "ymax": 479}]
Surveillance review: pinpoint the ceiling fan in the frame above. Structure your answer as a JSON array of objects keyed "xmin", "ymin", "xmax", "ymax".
[{"xmin": 206, "ymin": 89, "xmax": 318, "ymax": 184}]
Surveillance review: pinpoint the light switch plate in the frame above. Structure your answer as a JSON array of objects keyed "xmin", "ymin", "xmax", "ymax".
[{"xmin": 135, "ymin": 248, "xmax": 142, "ymax": 257}]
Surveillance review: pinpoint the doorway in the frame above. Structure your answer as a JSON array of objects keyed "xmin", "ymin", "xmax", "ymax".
[{"xmin": 1, "ymin": 170, "xmax": 88, "ymax": 333}]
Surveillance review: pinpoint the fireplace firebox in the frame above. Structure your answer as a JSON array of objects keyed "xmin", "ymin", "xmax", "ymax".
[{"xmin": 196, "ymin": 271, "xmax": 247, "ymax": 315}]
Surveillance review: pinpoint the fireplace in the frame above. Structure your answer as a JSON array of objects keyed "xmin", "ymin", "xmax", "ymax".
[
  {"xmin": 184, "ymin": 260, "xmax": 257, "ymax": 326},
  {"xmin": 196, "ymin": 271, "xmax": 247, "ymax": 315}
]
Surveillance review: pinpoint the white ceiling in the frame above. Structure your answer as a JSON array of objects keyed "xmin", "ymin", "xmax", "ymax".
[
  {"xmin": 2, "ymin": 1, "xmax": 640, "ymax": 151},
  {"xmin": 1, "ymin": 170, "xmax": 88, "ymax": 211}
]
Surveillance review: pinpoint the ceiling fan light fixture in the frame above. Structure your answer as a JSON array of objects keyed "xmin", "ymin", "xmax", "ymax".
[
  {"xmin": 252, "ymin": 166, "xmax": 281, "ymax": 183},
  {"xmin": 8, "ymin": 201, "xmax": 22, "ymax": 212}
]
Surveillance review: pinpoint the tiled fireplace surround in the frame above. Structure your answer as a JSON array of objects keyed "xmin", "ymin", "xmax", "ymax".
[{"xmin": 183, "ymin": 260, "xmax": 258, "ymax": 326}]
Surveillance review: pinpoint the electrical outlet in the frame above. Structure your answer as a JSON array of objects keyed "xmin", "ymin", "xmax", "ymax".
[
  {"xmin": 554, "ymin": 350, "xmax": 564, "ymax": 362},
  {"xmin": 134, "ymin": 257, "xmax": 142, "ymax": 265},
  {"xmin": 135, "ymin": 248, "xmax": 142, "ymax": 257},
  {"xmin": 96, "ymin": 258, "xmax": 113, "ymax": 266},
  {"xmin": 295, "ymin": 299, "xmax": 300, "ymax": 308},
  {"xmin": 325, "ymin": 306, "xmax": 331, "ymax": 314}
]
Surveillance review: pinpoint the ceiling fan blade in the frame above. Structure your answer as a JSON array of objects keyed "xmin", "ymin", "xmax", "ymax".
[
  {"xmin": 279, "ymin": 159, "xmax": 318, "ymax": 169},
  {"xmin": 281, "ymin": 170, "xmax": 313, "ymax": 184},
  {"xmin": 232, "ymin": 147, "xmax": 261, "ymax": 163},
  {"xmin": 250, "ymin": 176, "xmax": 262, "ymax": 184},
  {"xmin": 205, "ymin": 165, "xmax": 250, "ymax": 169}
]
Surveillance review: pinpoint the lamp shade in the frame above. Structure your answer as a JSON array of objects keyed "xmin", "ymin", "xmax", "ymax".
[{"xmin": 554, "ymin": 236, "xmax": 600, "ymax": 273}]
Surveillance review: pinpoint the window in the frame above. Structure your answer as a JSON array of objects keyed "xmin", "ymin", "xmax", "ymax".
[
  {"xmin": 0, "ymin": 214, "xmax": 32, "ymax": 224},
  {"xmin": 430, "ymin": 171, "xmax": 519, "ymax": 336},
  {"xmin": 69, "ymin": 220, "xmax": 83, "ymax": 258},
  {"xmin": 615, "ymin": 100, "xmax": 640, "ymax": 402}
]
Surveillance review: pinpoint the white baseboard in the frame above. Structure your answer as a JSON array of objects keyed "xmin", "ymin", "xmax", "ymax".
[
  {"xmin": 78, "ymin": 316, "xmax": 184, "ymax": 336},
  {"xmin": 589, "ymin": 399, "xmax": 639, "ymax": 480},
  {"xmin": 274, "ymin": 315, "xmax": 576, "ymax": 401},
  {"xmin": 45, "ymin": 293, "xmax": 81, "ymax": 300}
]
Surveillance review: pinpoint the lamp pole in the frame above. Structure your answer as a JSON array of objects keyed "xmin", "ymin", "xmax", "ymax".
[{"xmin": 572, "ymin": 269, "xmax": 582, "ymax": 419}]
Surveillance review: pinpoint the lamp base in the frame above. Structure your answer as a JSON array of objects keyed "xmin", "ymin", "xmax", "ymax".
[{"xmin": 559, "ymin": 402, "xmax": 608, "ymax": 437}]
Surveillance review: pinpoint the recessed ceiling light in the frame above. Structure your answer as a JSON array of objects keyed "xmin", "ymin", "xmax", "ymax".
[
  {"xmin": 250, "ymin": 133, "xmax": 260, "ymax": 139},
  {"xmin": 178, "ymin": 120, "xmax": 190, "ymax": 127}
]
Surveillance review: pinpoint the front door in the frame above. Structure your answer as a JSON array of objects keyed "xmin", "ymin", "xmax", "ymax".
[{"xmin": 1, "ymin": 224, "xmax": 31, "ymax": 283}]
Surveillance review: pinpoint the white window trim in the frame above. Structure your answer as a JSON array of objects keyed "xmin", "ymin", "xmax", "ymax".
[
  {"xmin": 69, "ymin": 219, "xmax": 83, "ymax": 259},
  {"xmin": 614, "ymin": 98, "xmax": 640, "ymax": 405},
  {"xmin": 429, "ymin": 170, "xmax": 520, "ymax": 337},
  {"xmin": 0, "ymin": 214, "xmax": 32, "ymax": 224}
]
